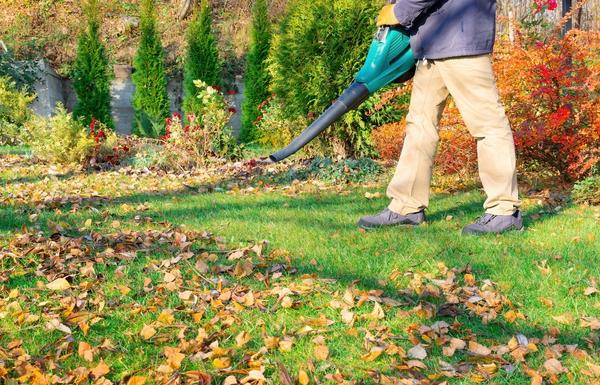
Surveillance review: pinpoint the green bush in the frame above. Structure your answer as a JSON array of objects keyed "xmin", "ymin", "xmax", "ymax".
[
  {"xmin": 72, "ymin": 0, "xmax": 114, "ymax": 128},
  {"xmin": 573, "ymin": 176, "xmax": 600, "ymax": 206},
  {"xmin": 132, "ymin": 0, "xmax": 170, "ymax": 137},
  {"xmin": 183, "ymin": 1, "xmax": 222, "ymax": 117},
  {"xmin": 268, "ymin": 0, "xmax": 398, "ymax": 157},
  {"xmin": 26, "ymin": 104, "xmax": 96, "ymax": 165},
  {"xmin": 0, "ymin": 76, "xmax": 35, "ymax": 145},
  {"xmin": 0, "ymin": 44, "xmax": 38, "ymax": 91},
  {"xmin": 240, "ymin": 0, "xmax": 272, "ymax": 142}
]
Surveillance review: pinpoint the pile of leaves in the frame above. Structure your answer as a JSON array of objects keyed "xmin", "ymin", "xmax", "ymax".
[{"xmin": 1, "ymin": 222, "xmax": 599, "ymax": 384}]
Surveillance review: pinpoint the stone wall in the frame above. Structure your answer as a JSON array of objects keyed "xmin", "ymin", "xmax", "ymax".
[{"xmin": 29, "ymin": 62, "xmax": 245, "ymax": 138}]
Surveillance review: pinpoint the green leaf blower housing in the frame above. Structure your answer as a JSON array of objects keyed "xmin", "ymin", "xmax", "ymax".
[{"xmin": 268, "ymin": 19, "xmax": 416, "ymax": 163}]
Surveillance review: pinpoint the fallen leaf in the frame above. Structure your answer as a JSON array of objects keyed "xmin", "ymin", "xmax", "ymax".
[
  {"xmin": 91, "ymin": 360, "xmax": 110, "ymax": 378},
  {"xmin": 78, "ymin": 341, "xmax": 94, "ymax": 362},
  {"xmin": 408, "ymin": 344, "xmax": 427, "ymax": 360},
  {"xmin": 235, "ymin": 331, "xmax": 251, "ymax": 347},
  {"xmin": 543, "ymin": 358, "xmax": 567, "ymax": 375},
  {"xmin": 314, "ymin": 344, "xmax": 329, "ymax": 361},
  {"xmin": 140, "ymin": 324, "xmax": 156, "ymax": 340},
  {"xmin": 126, "ymin": 376, "xmax": 147, "ymax": 385},
  {"xmin": 469, "ymin": 341, "xmax": 491, "ymax": 356},
  {"xmin": 213, "ymin": 357, "xmax": 231, "ymax": 369},
  {"xmin": 46, "ymin": 278, "xmax": 71, "ymax": 291},
  {"xmin": 298, "ymin": 370, "xmax": 310, "ymax": 385},
  {"xmin": 278, "ymin": 363, "xmax": 294, "ymax": 385}
]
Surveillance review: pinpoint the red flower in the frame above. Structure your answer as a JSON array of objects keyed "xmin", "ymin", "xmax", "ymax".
[
  {"xmin": 227, "ymin": 90, "xmax": 237, "ymax": 95},
  {"xmin": 89, "ymin": 117, "xmax": 98, "ymax": 134},
  {"xmin": 228, "ymin": 107, "xmax": 237, "ymax": 113}
]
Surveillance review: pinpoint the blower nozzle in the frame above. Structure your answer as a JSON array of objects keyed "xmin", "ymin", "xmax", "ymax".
[{"xmin": 268, "ymin": 82, "xmax": 370, "ymax": 163}]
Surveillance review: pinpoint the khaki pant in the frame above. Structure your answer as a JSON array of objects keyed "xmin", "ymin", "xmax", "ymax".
[{"xmin": 387, "ymin": 54, "xmax": 520, "ymax": 216}]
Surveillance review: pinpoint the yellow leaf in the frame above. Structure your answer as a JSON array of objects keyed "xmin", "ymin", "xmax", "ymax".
[
  {"xmin": 139, "ymin": 324, "xmax": 156, "ymax": 340},
  {"xmin": 78, "ymin": 341, "xmax": 94, "ymax": 362},
  {"xmin": 213, "ymin": 357, "xmax": 231, "ymax": 369},
  {"xmin": 298, "ymin": 370, "xmax": 310, "ymax": 385},
  {"xmin": 91, "ymin": 360, "xmax": 110, "ymax": 378},
  {"xmin": 165, "ymin": 346, "xmax": 185, "ymax": 369},
  {"xmin": 552, "ymin": 314, "xmax": 574, "ymax": 325},
  {"xmin": 157, "ymin": 309, "xmax": 175, "ymax": 325},
  {"xmin": 314, "ymin": 344, "xmax": 329, "ymax": 361},
  {"xmin": 361, "ymin": 347, "xmax": 384, "ymax": 362},
  {"xmin": 235, "ymin": 331, "xmax": 251, "ymax": 348},
  {"xmin": 46, "ymin": 278, "xmax": 71, "ymax": 291},
  {"xmin": 126, "ymin": 376, "xmax": 147, "ymax": 385}
]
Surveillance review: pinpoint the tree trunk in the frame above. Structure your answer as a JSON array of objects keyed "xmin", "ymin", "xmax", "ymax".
[{"xmin": 178, "ymin": 0, "xmax": 194, "ymax": 20}]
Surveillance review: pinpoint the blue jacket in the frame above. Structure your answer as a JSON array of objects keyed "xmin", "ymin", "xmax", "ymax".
[{"xmin": 394, "ymin": 0, "xmax": 497, "ymax": 60}]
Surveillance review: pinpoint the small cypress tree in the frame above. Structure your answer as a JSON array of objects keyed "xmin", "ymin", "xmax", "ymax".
[
  {"xmin": 240, "ymin": 0, "xmax": 272, "ymax": 142},
  {"xmin": 73, "ymin": 0, "xmax": 114, "ymax": 128},
  {"xmin": 183, "ymin": 0, "xmax": 221, "ymax": 116},
  {"xmin": 132, "ymin": 0, "xmax": 170, "ymax": 137}
]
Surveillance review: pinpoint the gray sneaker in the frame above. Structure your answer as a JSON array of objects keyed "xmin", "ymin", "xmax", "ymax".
[
  {"xmin": 462, "ymin": 211, "xmax": 524, "ymax": 235},
  {"xmin": 358, "ymin": 208, "xmax": 425, "ymax": 229}
]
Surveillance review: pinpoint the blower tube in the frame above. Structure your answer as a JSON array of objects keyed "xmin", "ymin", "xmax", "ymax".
[{"xmin": 268, "ymin": 82, "xmax": 370, "ymax": 163}]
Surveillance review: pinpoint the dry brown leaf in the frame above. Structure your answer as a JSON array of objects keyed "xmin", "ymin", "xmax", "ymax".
[
  {"xmin": 543, "ymin": 358, "xmax": 567, "ymax": 374},
  {"xmin": 468, "ymin": 341, "xmax": 491, "ymax": 356},
  {"xmin": 361, "ymin": 347, "xmax": 384, "ymax": 362},
  {"xmin": 552, "ymin": 314, "xmax": 574, "ymax": 325},
  {"xmin": 126, "ymin": 376, "xmax": 147, "ymax": 385},
  {"xmin": 91, "ymin": 360, "xmax": 110, "ymax": 378},
  {"xmin": 165, "ymin": 347, "xmax": 185, "ymax": 369},
  {"xmin": 46, "ymin": 278, "xmax": 71, "ymax": 291},
  {"xmin": 78, "ymin": 341, "xmax": 94, "ymax": 362},
  {"xmin": 584, "ymin": 286, "xmax": 599, "ymax": 296},
  {"xmin": 408, "ymin": 344, "xmax": 427, "ymax": 360},
  {"xmin": 277, "ymin": 363, "xmax": 294, "ymax": 385},
  {"xmin": 235, "ymin": 331, "xmax": 251, "ymax": 348},
  {"xmin": 139, "ymin": 324, "xmax": 156, "ymax": 340},
  {"xmin": 314, "ymin": 344, "xmax": 329, "ymax": 361}
]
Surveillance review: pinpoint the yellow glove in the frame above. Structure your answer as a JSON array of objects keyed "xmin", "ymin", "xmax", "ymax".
[{"xmin": 376, "ymin": 4, "xmax": 400, "ymax": 27}]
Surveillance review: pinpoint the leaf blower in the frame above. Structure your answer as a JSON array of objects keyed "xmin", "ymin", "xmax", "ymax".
[{"xmin": 263, "ymin": 0, "xmax": 415, "ymax": 164}]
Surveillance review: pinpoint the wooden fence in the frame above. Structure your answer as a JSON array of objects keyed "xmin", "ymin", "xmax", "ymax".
[{"xmin": 496, "ymin": 0, "xmax": 600, "ymax": 31}]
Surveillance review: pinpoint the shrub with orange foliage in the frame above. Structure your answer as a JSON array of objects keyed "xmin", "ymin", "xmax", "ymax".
[
  {"xmin": 371, "ymin": 101, "xmax": 477, "ymax": 175},
  {"xmin": 494, "ymin": 30, "xmax": 600, "ymax": 180}
]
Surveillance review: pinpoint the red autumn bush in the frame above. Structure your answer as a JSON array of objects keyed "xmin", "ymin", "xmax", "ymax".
[
  {"xmin": 372, "ymin": 101, "xmax": 477, "ymax": 176},
  {"xmin": 494, "ymin": 30, "xmax": 600, "ymax": 180},
  {"xmin": 371, "ymin": 120, "xmax": 406, "ymax": 161}
]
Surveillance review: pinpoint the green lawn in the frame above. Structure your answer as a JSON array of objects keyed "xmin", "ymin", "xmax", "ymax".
[{"xmin": 0, "ymin": 152, "xmax": 598, "ymax": 384}]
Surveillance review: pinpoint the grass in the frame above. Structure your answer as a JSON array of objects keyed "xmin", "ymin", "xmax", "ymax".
[{"xmin": 0, "ymin": 152, "xmax": 598, "ymax": 384}]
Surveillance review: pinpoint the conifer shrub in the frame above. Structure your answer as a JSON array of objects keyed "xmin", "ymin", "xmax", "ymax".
[
  {"xmin": 240, "ymin": 0, "xmax": 272, "ymax": 142},
  {"xmin": 132, "ymin": 0, "xmax": 170, "ymax": 138},
  {"xmin": 183, "ymin": 1, "xmax": 221, "ymax": 117},
  {"xmin": 72, "ymin": 0, "xmax": 114, "ymax": 128},
  {"xmin": 268, "ymin": 0, "xmax": 404, "ymax": 157}
]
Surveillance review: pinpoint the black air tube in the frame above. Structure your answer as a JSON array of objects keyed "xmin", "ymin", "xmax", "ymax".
[{"xmin": 269, "ymin": 82, "xmax": 370, "ymax": 162}]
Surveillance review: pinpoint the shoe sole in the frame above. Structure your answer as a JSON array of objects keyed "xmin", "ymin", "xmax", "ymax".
[
  {"xmin": 358, "ymin": 220, "xmax": 424, "ymax": 230},
  {"xmin": 462, "ymin": 224, "xmax": 525, "ymax": 236}
]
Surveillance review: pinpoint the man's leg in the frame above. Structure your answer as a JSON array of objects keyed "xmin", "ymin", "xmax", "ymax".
[
  {"xmin": 436, "ymin": 55, "xmax": 522, "ymax": 234},
  {"xmin": 386, "ymin": 60, "xmax": 450, "ymax": 215},
  {"xmin": 436, "ymin": 55, "xmax": 519, "ymax": 215}
]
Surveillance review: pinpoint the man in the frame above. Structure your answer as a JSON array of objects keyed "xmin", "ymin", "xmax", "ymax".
[{"xmin": 358, "ymin": 0, "xmax": 523, "ymax": 235}]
